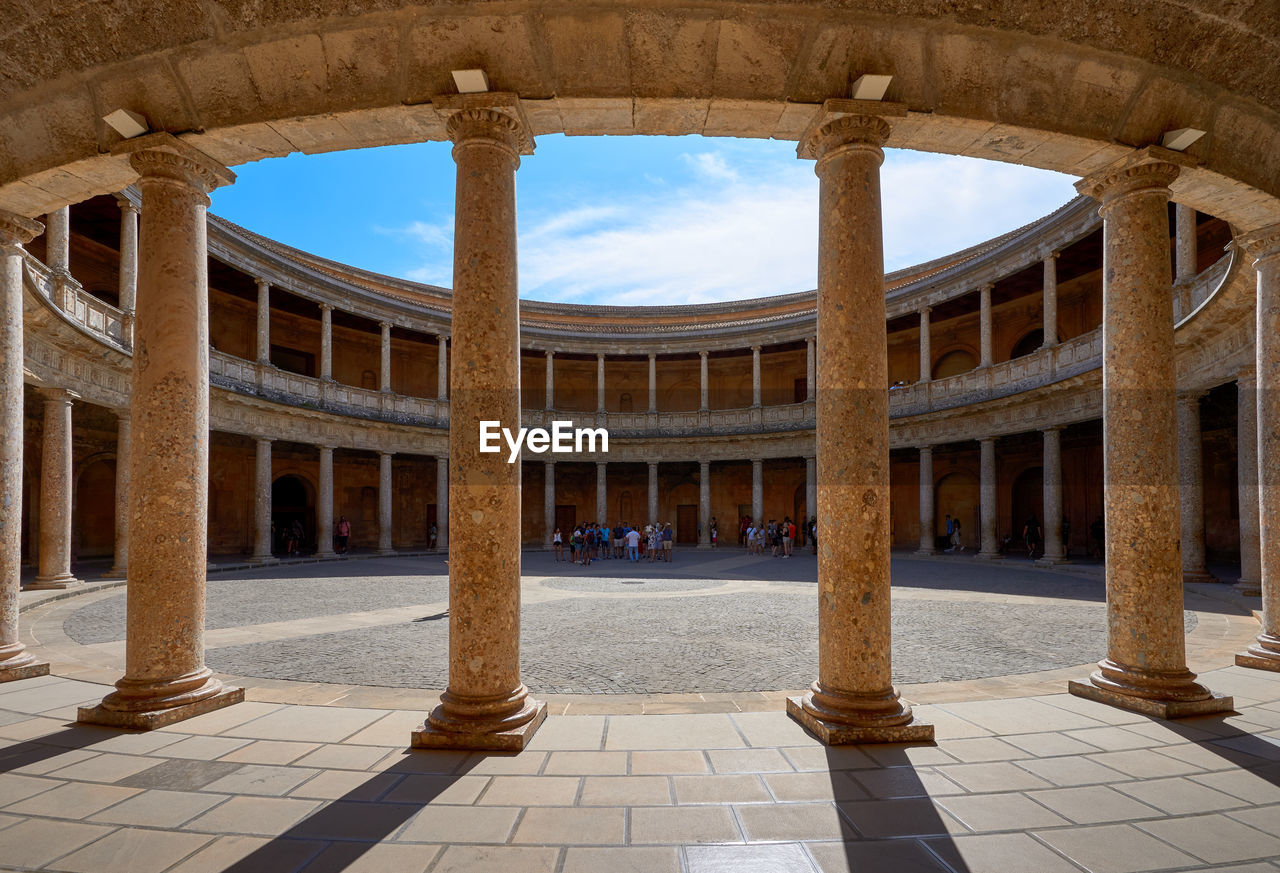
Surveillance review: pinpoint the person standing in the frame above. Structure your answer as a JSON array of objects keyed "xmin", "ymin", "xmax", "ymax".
[
  {"xmin": 1023, "ymin": 513, "xmax": 1042, "ymax": 560},
  {"xmin": 944, "ymin": 514, "xmax": 955, "ymax": 552},
  {"xmin": 951, "ymin": 518, "xmax": 964, "ymax": 552},
  {"xmin": 553, "ymin": 527, "xmax": 563, "ymax": 562},
  {"xmin": 710, "ymin": 517, "xmax": 718, "ymax": 547},
  {"xmin": 428, "ymin": 522, "xmax": 437, "ymax": 551},
  {"xmin": 626, "ymin": 525, "xmax": 641, "ymax": 562},
  {"xmin": 336, "ymin": 516, "xmax": 351, "ymax": 555},
  {"xmin": 783, "ymin": 516, "xmax": 794, "ymax": 557},
  {"xmin": 662, "ymin": 523, "xmax": 674, "ymax": 562}
]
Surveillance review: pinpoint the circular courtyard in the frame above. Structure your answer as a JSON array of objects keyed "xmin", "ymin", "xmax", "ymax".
[{"xmin": 54, "ymin": 551, "xmax": 1221, "ymax": 695}]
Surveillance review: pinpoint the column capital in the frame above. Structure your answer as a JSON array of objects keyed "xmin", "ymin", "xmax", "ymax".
[
  {"xmin": 751, "ymin": 344, "xmax": 762, "ymax": 353},
  {"xmin": 1237, "ymin": 223, "xmax": 1280, "ymax": 264},
  {"xmin": 1075, "ymin": 146, "xmax": 1192, "ymax": 205},
  {"xmin": 918, "ymin": 444, "xmax": 933, "ymax": 454},
  {"xmin": 114, "ymin": 407, "xmax": 132, "ymax": 422},
  {"xmin": 699, "ymin": 350, "xmax": 708, "ymax": 359},
  {"xmin": 545, "ymin": 349, "xmax": 554, "ymax": 358},
  {"xmin": 113, "ymin": 193, "xmax": 140, "ymax": 215},
  {"xmin": 379, "ymin": 321, "xmax": 391, "ymax": 332},
  {"xmin": 648, "ymin": 461, "xmax": 659, "ymax": 470},
  {"xmin": 317, "ymin": 443, "xmax": 337, "ymax": 452},
  {"xmin": 918, "ymin": 305, "xmax": 931, "ymax": 317},
  {"xmin": 1237, "ymin": 365, "xmax": 1257, "ymax": 386},
  {"xmin": 438, "ymin": 333, "xmax": 449, "ymax": 344},
  {"xmin": 1177, "ymin": 388, "xmax": 1209, "ymax": 404},
  {"xmin": 0, "ymin": 209, "xmax": 43, "ymax": 249},
  {"xmin": 379, "ymin": 450, "xmax": 394, "ymax": 460},
  {"xmin": 978, "ymin": 436, "xmax": 997, "ymax": 447},
  {"xmin": 699, "ymin": 459, "xmax": 710, "ymax": 468},
  {"xmin": 751, "ymin": 457, "xmax": 764, "ymax": 465},
  {"xmin": 36, "ymin": 386, "xmax": 78, "ymax": 404},
  {"xmin": 544, "ymin": 458, "xmax": 555, "ymax": 469},
  {"xmin": 980, "ymin": 283, "xmax": 994, "ymax": 295},
  {"xmin": 435, "ymin": 92, "xmax": 534, "ymax": 156},
  {"xmin": 113, "ymin": 132, "xmax": 235, "ymax": 194},
  {"xmin": 319, "ymin": 302, "xmax": 333, "ymax": 313},
  {"xmin": 1043, "ymin": 250, "xmax": 1061, "ymax": 261},
  {"xmin": 596, "ymin": 460, "xmax": 607, "ymax": 470},
  {"xmin": 597, "ymin": 352, "xmax": 605, "ymax": 362},
  {"xmin": 254, "ymin": 436, "xmax": 272, "ymax": 447},
  {"xmin": 797, "ymin": 98, "xmax": 906, "ymax": 161},
  {"xmin": 256, "ymin": 277, "xmax": 271, "ymax": 292},
  {"xmin": 1040, "ymin": 424, "xmax": 1066, "ymax": 434}
]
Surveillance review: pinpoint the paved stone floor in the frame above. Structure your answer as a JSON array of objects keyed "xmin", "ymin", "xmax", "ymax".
[{"xmin": 5, "ymin": 551, "xmax": 1276, "ymax": 872}]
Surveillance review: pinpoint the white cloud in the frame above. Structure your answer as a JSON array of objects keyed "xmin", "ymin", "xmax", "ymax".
[{"xmin": 391, "ymin": 147, "xmax": 1078, "ymax": 304}]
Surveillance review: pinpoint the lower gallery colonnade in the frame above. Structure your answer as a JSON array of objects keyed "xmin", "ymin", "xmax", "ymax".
[{"xmin": 0, "ymin": 95, "xmax": 1278, "ymax": 750}]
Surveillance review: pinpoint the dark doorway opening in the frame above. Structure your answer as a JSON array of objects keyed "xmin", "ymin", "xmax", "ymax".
[{"xmin": 273, "ymin": 474, "xmax": 316, "ymax": 555}]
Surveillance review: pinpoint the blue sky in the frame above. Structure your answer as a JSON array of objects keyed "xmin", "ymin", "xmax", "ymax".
[{"xmin": 209, "ymin": 135, "xmax": 1079, "ymax": 305}]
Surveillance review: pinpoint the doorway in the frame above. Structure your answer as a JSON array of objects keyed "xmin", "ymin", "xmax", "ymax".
[
  {"xmin": 676, "ymin": 505, "xmax": 697, "ymax": 545},
  {"xmin": 273, "ymin": 474, "xmax": 316, "ymax": 555}
]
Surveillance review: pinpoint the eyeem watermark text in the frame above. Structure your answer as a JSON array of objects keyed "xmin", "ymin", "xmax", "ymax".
[{"xmin": 480, "ymin": 420, "xmax": 609, "ymax": 463}]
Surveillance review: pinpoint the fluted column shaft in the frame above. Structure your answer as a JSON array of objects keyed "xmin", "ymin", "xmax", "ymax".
[
  {"xmin": 916, "ymin": 446, "xmax": 935, "ymax": 555},
  {"xmin": 698, "ymin": 461, "xmax": 711, "ymax": 547},
  {"xmin": 918, "ymin": 308, "xmax": 931, "ymax": 381},
  {"xmin": 648, "ymin": 462, "xmax": 659, "ymax": 524},
  {"xmin": 316, "ymin": 446, "xmax": 335, "ymax": 558},
  {"xmin": 81, "ymin": 135, "xmax": 242, "ymax": 728},
  {"xmin": 255, "ymin": 279, "xmax": 270, "ymax": 364},
  {"xmin": 378, "ymin": 451, "xmax": 393, "ymax": 554},
  {"xmin": 977, "ymin": 438, "xmax": 999, "ymax": 558},
  {"xmin": 1178, "ymin": 392, "xmax": 1213, "ymax": 582},
  {"xmin": 790, "ymin": 104, "xmax": 926, "ymax": 743},
  {"xmin": 1043, "ymin": 254, "xmax": 1059, "ymax": 347},
  {"xmin": 417, "ymin": 95, "xmax": 543, "ymax": 749},
  {"xmin": 32, "ymin": 388, "xmax": 80, "ymax": 588},
  {"xmin": 979, "ymin": 284, "xmax": 994, "ymax": 367},
  {"xmin": 0, "ymin": 210, "xmax": 48, "ymax": 682},
  {"xmin": 1237, "ymin": 369, "xmax": 1263, "ymax": 594},
  {"xmin": 1068, "ymin": 150, "xmax": 1226, "ymax": 716},
  {"xmin": 751, "ymin": 458, "xmax": 763, "ymax": 525},
  {"xmin": 1040, "ymin": 427, "xmax": 1067, "ymax": 564},
  {"xmin": 106, "ymin": 412, "xmax": 131, "ymax": 577},
  {"xmin": 251, "ymin": 438, "xmax": 273, "ymax": 562},
  {"xmin": 1237, "ymin": 226, "xmax": 1280, "ymax": 671}
]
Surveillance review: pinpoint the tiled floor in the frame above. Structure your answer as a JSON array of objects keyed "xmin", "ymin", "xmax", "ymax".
[{"xmin": 1, "ymin": 668, "xmax": 1279, "ymax": 872}]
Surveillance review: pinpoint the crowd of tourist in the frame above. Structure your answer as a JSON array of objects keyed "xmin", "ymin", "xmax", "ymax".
[
  {"xmin": 737, "ymin": 516, "xmax": 815, "ymax": 557},
  {"xmin": 552, "ymin": 522, "xmax": 677, "ymax": 565}
]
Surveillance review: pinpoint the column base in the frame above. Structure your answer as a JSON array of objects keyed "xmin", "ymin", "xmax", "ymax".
[
  {"xmin": 0, "ymin": 658, "xmax": 50, "ymax": 684},
  {"xmin": 1235, "ymin": 635, "xmax": 1280, "ymax": 673},
  {"xmin": 26, "ymin": 574, "xmax": 82, "ymax": 590},
  {"xmin": 411, "ymin": 700, "xmax": 547, "ymax": 752},
  {"xmin": 101, "ymin": 567, "xmax": 128, "ymax": 579},
  {"xmin": 1234, "ymin": 579, "xmax": 1262, "ymax": 597},
  {"xmin": 375, "ymin": 549, "xmax": 397, "ymax": 557},
  {"xmin": 973, "ymin": 552, "xmax": 1003, "ymax": 561},
  {"xmin": 1067, "ymin": 680, "xmax": 1233, "ymax": 719},
  {"xmin": 315, "ymin": 551, "xmax": 337, "ymax": 560},
  {"xmin": 1035, "ymin": 555, "xmax": 1071, "ymax": 567},
  {"xmin": 78, "ymin": 686, "xmax": 244, "ymax": 730},
  {"xmin": 786, "ymin": 697, "xmax": 934, "ymax": 745},
  {"xmin": 1181, "ymin": 570, "xmax": 1218, "ymax": 584},
  {"xmin": 247, "ymin": 555, "xmax": 278, "ymax": 565},
  {"xmin": 913, "ymin": 548, "xmax": 936, "ymax": 557}
]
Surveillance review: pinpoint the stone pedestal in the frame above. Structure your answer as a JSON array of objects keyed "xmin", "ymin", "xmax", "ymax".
[
  {"xmin": 916, "ymin": 446, "xmax": 935, "ymax": 555},
  {"xmin": 103, "ymin": 411, "xmax": 131, "ymax": 578},
  {"xmin": 1235, "ymin": 226, "xmax": 1280, "ymax": 672},
  {"xmin": 79, "ymin": 133, "xmax": 243, "ymax": 729},
  {"xmin": 1236, "ymin": 369, "xmax": 1263, "ymax": 596},
  {"xmin": 788, "ymin": 99, "xmax": 930, "ymax": 745},
  {"xmin": 1037, "ymin": 427, "xmax": 1069, "ymax": 565},
  {"xmin": 412, "ymin": 93, "xmax": 544, "ymax": 752},
  {"xmin": 30, "ymin": 388, "xmax": 82, "ymax": 589},
  {"xmin": 1178, "ymin": 391, "xmax": 1215, "ymax": 583},
  {"xmin": 1068, "ymin": 147, "xmax": 1231, "ymax": 718},
  {"xmin": 0, "ymin": 210, "xmax": 49, "ymax": 683},
  {"xmin": 976, "ymin": 437, "xmax": 1001, "ymax": 560}
]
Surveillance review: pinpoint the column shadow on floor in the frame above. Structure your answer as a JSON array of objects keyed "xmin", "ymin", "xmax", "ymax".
[
  {"xmin": 0, "ymin": 723, "xmax": 128, "ymax": 775},
  {"xmin": 1165, "ymin": 714, "xmax": 1280, "ymax": 792}
]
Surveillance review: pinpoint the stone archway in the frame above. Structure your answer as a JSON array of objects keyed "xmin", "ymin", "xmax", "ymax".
[
  {"xmin": 935, "ymin": 470, "xmax": 979, "ymax": 550},
  {"xmin": 1011, "ymin": 465, "xmax": 1045, "ymax": 556},
  {"xmin": 272, "ymin": 473, "xmax": 316, "ymax": 556},
  {"xmin": 932, "ymin": 348, "xmax": 978, "ymax": 379}
]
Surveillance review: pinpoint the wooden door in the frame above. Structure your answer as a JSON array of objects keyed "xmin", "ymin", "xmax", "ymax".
[{"xmin": 676, "ymin": 504, "xmax": 697, "ymax": 545}]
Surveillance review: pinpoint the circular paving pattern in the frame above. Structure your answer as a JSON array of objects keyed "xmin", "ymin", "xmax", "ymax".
[{"xmin": 59, "ymin": 553, "xmax": 1205, "ymax": 694}]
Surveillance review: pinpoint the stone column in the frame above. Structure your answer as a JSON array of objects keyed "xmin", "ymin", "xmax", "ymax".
[
  {"xmin": 1237, "ymin": 368, "xmax": 1263, "ymax": 595},
  {"xmin": 316, "ymin": 445, "xmax": 335, "ymax": 559},
  {"xmin": 699, "ymin": 351, "xmax": 709, "ymax": 410},
  {"xmin": 379, "ymin": 322, "xmax": 392, "ymax": 393},
  {"xmin": 1038, "ymin": 426, "xmax": 1068, "ymax": 565},
  {"xmin": 787, "ymin": 99, "xmax": 929, "ymax": 744},
  {"xmin": 698, "ymin": 460, "xmax": 711, "ymax": 547},
  {"xmin": 435, "ymin": 455, "xmax": 449, "ymax": 551},
  {"xmin": 806, "ymin": 336, "xmax": 816, "ymax": 400},
  {"xmin": 1178, "ymin": 391, "xmax": 1215, "ymax": 582},
  {"xmin": 596, "ymin": 353, "xmax": 606, "ymax": 412},
  {"xmin": 30, "ymin": 388, "xmax": 81, "ymax": 589},
  {"xmin": 976, "ymin": 437, "xmax": 1000, "ymax": 560},
  {"xmin": 1042, "ymin": 253, "xmax": 1059, "ymax": 348},
  {"xmin": 544, "ymin": 460, "xmax": 555, "ymax": 547},
  {"xmin": 250, "ymin": 438, "xmax": 274, "ymax": 562},
  {"xmin": 0, "ymin": 210, "xmax": 49, "ymax": 683},
  {"xmin": 544, "ymin": 350, "xmax": 554, "ymax": 409},
  {"xmin": 979, "ymin": 284, "xmax": 994, "ymax": 367},
  {"xmin": 79, "ymin": 133, "xmax": 243, "ymax": 729},
  {"xmin": 377, "ymin": 451, "xmax": 393, "ymax": 554},
  {"xmin": 46, "ymin": 206, "xmax": 69, "ymax": 274},
  {"xmin": 916, "ymin": 446, "xmax": 935, "ymax": 555},
  {"xmin": 805, "ymin": 455, "xmax": 817, "ymax": 532},
  {"xmin": 437, "ymin": 334, "xmax": 449, "ymax": 400},
  {"xmin": 648, "ymin": 461, "xmax": 659, "ymax": 524},
  {"xmin": 1066, "ymin": 148, "xmax": 1230, "ymax": 718},
  {"xmin": 751, "ymin": 345, "xmax": 762, "ymax": 406},
  {"xmin": 413, "ymin": 93, "xmax": 544, "ymax": 751},
  {"xmin": 751, "ymin": 458, "xmax": 763, "ymax": 525},
  {"xmin": 255, "ymin": 279, "xmax": 271, "ymax": 364},
  {"xmin": 1237, "ymin": 225, "xmax": 1280, "ymax": 672},
  {"xmin": 1175, "ymin": 203, "xmax": 1197, "ymax": 283},
  {"xmin": 319, "ymin": 304, "xmax": 333, "ymax": 381},
  {"xmin": 595, "ymin": 461, "xmax": 607, "ymax": 523},
  {"xmin": 648, "ymin": 353, "xmax": 657, "ymax": 412},
  {"xmin": 918, "ymin": 307, "xmax": 931, "ymax": 381},
  {"xmin": 104, "ymin": 411, "xmax": 131, "ymax": 578},
  {"xmin": 116, "ymin": 197, "xmax": 139, "ymax": 344}
]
